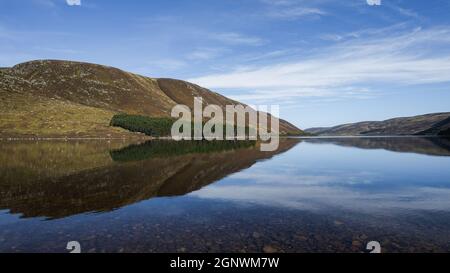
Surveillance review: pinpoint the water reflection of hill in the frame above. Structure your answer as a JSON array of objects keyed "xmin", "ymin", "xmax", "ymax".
[
  {"xmin": 110, "ymin": 140, "xmax": 256, "ymax": 162},
  {"xmin": 0, "ymin": 139, "xmax": 299, "ymax": 219},
  {"xmin": 0, "ymin": 140, "xmax": 134, "ymax": 180},
  {"xmin": 303, "ymin": 137, "xmax": 450, "ymax": 156}
]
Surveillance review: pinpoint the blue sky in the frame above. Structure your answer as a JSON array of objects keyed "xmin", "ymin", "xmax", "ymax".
[{"xmin": 1, "ymin": 0, "xmax": 450, "ymax": 128}]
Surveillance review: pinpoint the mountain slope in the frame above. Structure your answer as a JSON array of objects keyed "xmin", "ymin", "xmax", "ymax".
[
  {"xmin": 306, "ymin": 112, "xmax": 450, "ymax": 136},
  {"xmin": 0, "ymin": 60, "xmax": 304, "ymax": 138}
]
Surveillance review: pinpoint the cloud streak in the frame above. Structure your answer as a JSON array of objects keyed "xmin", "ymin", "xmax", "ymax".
[
  {"xmin": 66, "ymin": 0, "xmax": 81, "ymax": 6},
  {"xmin": 268, "ymin": 7, "xmax": 326, "ymax": 19},
  {"xmin": 186, "ymin": 47, "xmax": 226, "ymax": 61},
  {"xmin": 188, "ymin": 26, "xmax": 450, "ymax": 103},
  {"xmin": 262, "ymin": 0, "xmax": 327, "ymax": 20},
  {"xmin": 366, "ymin": 0, "xmax": 381, "ymax": 6},
  {"xmin": 211, "ymin": 32, "xmax": 265, "ymax": 46}
]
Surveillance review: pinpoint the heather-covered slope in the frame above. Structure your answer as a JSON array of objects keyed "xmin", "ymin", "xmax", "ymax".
[{"xmin": 0, "ymin": 60, "xmax": 304, "ymax": 137}]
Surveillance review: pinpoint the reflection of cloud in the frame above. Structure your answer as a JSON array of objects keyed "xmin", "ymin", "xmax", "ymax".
[
  {"xmin": 231, "ymin": 172, "xmax": 374, "ymax": 186},
  {"xmin": 191, "ymin": 184, "xmax": 450, "ymax": 213},
  {"xmin": 190, "ymin": 163, "xmax": 450, "ymax": 214}
]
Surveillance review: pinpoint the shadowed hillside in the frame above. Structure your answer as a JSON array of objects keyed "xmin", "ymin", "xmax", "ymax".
[{"xmin": 0, "ymin": 60, "xmax": 304, "ymax": 138}]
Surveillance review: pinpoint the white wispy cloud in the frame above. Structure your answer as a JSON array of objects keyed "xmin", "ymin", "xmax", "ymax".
[
  {"xmin": 366, "ymin": 0, "xmax": 381, "ymax": 6},
  {"xmin": 66, "ymin": 0, "xmax": 81, "ymax": 6},
  {"xmin": 396, "ymin": 7, "xmax": 420, "ymax": 19},
  {"xmin": 32, "ymin": 0, "xmax": 83, "ymax": 8},
  {"xmin": 188, "ymin": 26, "xmax": 450, "ymax": 103},
  {"xmin": 186, "ymin": 48, "xmax": 226, "ymax": 61},
  {"xmin": 32, "ymin": 0, "xmax": 56, "ymax": 8},
  {"xmin": 211, "ymin": 32, "xmax": 265, "ymax": 46},
  {"xmin": 320, "ymin": 33, "xmax": 359, "ymax": 42},
  {"xmin": 268, "ymin": 7, "xmax": 326, "ymax": 19},
  {"xmin": 261, "ymin": 0, "xmax": 327, "ymax": 20},
  {"xmin": 260, "ymin": 0, "xmax": 297, "ymax": 6}
]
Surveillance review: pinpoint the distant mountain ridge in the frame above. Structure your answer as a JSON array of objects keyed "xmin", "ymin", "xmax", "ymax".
[
  {"xmin": 306, "ymin": 112, "xmax": 450, "ymax": 136},
  {"xmin": 0, "ymin": 60, "xmax": 304, "ymax": 138}
]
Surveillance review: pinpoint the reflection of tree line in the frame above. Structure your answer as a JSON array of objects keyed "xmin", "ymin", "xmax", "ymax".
[
  {"xmin": 110, "ymin": 140, "xmax": 256, "ymax": 162},
  {"xmin": 0, "ymin": 139, "xmax": 298, "ymax": 219}
]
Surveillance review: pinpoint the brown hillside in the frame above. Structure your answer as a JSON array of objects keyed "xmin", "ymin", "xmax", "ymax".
[{"xmin": 0, "ymin": 60, "xmax": 304, "ymax": 137}]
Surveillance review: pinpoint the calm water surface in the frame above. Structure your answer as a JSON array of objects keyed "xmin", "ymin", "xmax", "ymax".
[{"xmin": 0, "ymin": 137, "xmax": 449, "ymax": 253}]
